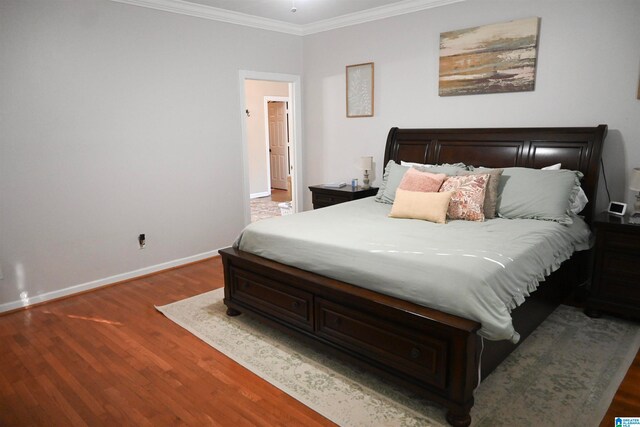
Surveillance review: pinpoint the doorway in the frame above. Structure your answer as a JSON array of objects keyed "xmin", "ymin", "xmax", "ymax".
[
  {"xmin": 239, "ymin": 71, "xmax": 302, "ymax": 225},
  {"xmin": 250, "ymin": 96, "xmax": 293, "ymax": 222}
]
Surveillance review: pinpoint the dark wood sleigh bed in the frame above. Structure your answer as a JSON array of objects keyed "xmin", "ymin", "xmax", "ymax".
[{"xmin": 220, "ymin": 125, "xmax": 607, "ymax": 426}]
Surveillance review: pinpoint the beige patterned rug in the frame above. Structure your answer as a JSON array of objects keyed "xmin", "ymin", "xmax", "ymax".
[
  {"xmin": 250, "ymin": 198, "xmax": 280, "ymax": 222},
  {"xmin": 157, "ymin": 288, "xmax": 640, "ymax": 427},
  {"xmin": 250, "ymin": 197, "xmax": 290, "ymax": 222}
]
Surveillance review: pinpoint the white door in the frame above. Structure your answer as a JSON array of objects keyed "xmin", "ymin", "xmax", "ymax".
[{"xmin": 268, "ymin": 101, "xmax": 288, "ymax": 190}]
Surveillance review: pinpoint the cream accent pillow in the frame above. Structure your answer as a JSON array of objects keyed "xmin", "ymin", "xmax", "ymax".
[{"xmin": 389, "ymin": 189, "xmax": 453, "ymax": 224}]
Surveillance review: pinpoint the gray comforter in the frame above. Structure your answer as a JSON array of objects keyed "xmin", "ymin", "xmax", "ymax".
[{"xmin": 235, "ymin": 198, "xmax": 591, "ymax": 342}]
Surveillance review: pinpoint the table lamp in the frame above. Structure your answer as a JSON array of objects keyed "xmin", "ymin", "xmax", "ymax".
[
  {"xmin": 360, "ymin": 156, "xmax": 373, "ymax": 189},
  {"xmin": 630, "ymin": 167, "xmax": 640, "ymax": 214}
]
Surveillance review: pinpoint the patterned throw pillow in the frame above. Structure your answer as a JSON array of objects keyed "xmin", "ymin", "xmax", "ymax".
[
  {"xmin": 398, "ymin": 168, "xmax": 447, "ymax": 193},
  {"xmin": 457, "ymin": 168, "xmax": 504, "ymax": 219},
  {"xmin": 439, "ymin": 174, "xmax": 490, "ymax": 221}
]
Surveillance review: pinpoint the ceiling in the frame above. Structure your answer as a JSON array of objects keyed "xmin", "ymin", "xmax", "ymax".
[
  {"xmin": 113, "ymin": 0, "xmax": 464, "ymax": 35},
  {"xmin": 185, "ymin": 0, "xmax": 412, "ymax": 25}
]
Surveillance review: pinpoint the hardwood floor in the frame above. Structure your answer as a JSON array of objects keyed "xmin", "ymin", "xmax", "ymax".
[
  {"xmin": 270, "ymin": 188, "xmax": 291, "ymax": 203},
  {"xmin": 0, "ymin": 258, "xmax": 332, "ymax": 427},
  {"xmin": 600, "ymin": 347, "xmax": 640, "ymax": 426},
  {"xmin": 0, "ymin": 257, "xmax": 637, "ymax": 426}
]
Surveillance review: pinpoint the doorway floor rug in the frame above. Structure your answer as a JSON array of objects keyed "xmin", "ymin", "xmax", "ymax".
[
  {"xmin": 250, "ymin": 197, "xmax": 282, "ymax": 222},
  {"xmin": 156, "ymin": 288, "xmax": 640, "ymax": 426}
]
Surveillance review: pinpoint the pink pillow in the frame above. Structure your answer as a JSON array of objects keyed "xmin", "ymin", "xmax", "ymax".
[
  {"xmin": 398, "ymin": 168, "xmax": 447, "ymax": 193},
  {"xmin": 439, "ymin": 174, "xmax": 489, "ymax": 221}
]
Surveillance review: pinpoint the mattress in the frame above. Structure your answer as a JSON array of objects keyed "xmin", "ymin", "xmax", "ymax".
[{"xmin": 235, "ymin": 197, "xmax": 591, "ymax": 342}]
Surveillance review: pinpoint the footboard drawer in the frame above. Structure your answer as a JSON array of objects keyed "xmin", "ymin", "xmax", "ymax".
[
  {"xmin": 315, "ymin": 298, "xmax": 448, "ymax": 388},
  {"xmin": 228, "ymin": 266, "xmax": 313, "ymax": 331}
]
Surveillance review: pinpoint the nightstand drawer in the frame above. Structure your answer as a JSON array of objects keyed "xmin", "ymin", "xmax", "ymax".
[
  {"xmin": 596, "ymin": 276, "xmax": 640, "ymax": 303},
  {"xmin": 313, "ymin": 193, "xmax": 350, "ymax": 206},
  {"xmin": 601, "ymin": 251, "xmax": 640, "ymax": 281},
  {"xmin": 586, "ymin": 213, "xmax": 640, "ymax": 320},
  {"xmin": 602, "ymin": 231, "xmax": 640, "ymax": 252}
]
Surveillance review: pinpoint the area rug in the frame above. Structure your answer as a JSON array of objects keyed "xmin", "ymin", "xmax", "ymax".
[
  {"xmin": 250, "ymin": 197, "xmax": 282, "ymax": 222},
  {"xmin": 156, "ymin": 288, "xmax": 640, "ymax": 426}
]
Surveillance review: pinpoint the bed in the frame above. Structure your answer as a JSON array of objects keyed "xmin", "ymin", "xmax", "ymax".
[{"xmin": 219, "ymin": 125, "xmax": 607, "ymax": 426}]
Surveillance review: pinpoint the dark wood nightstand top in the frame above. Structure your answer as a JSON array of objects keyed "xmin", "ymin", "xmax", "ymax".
[
  {"xmin": 308, "ymin": 184, "xmax": 378, "ymax": 194},
  {"xmin": 593, "ymin": 212, "xmax": 640, "ymax": 228},
  {"xmin": 308, "ymin": 185, "xmax": 378, "ymax": 209}
]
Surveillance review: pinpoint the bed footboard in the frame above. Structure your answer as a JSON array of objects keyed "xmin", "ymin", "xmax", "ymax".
[{"xmin": 220, "ymin": 247, "xmax": 480, "ymax": 426}]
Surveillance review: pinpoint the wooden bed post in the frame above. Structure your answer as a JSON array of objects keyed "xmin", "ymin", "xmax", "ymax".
[{"xmin": 445, "ymin": 332, "xmax": 478, "ymax": 427}]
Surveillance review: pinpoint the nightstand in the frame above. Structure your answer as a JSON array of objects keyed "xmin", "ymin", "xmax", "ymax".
[
  {"xmin": 309, "ymin": 185, "xmax": 379, "ymax": 209},
  {"xmin": 585, "ymin": 212, "xmax": 640, "ymax": 320}
]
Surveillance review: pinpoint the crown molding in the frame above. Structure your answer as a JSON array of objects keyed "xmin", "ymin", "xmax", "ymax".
[
  {"xmin": 109, "ymin": 0, "xmax": 305, "ymax": 35},
  {"xmin": 109, "ymin": 0, "xmax": 465, "ymax": 36},
  {"xmin": 301, "ymin": 0, "xmax": 466, "ymax": 35}
]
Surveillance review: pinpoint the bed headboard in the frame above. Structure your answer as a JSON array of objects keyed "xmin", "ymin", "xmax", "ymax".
[{"xmin": 383, "ymin": 125, "xmax": 607, "ymax": 224}]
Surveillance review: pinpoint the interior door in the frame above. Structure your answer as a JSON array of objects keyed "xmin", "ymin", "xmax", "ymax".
[{"xmin": 268, "ymin": 101, "xmax": 288, "ymax": 190}]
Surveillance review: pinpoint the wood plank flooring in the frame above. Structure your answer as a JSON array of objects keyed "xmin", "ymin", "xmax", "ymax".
[
  {"xmin": 0, "ymin": 257, "xmax": 637, "ymax": 426},
  {"xmin": 600, "ymin": 349, "xmax": 640, "ymax": 426},
  {"xmin": 0, "ymin": 258, "xmax": 332, "ymax": 426}
]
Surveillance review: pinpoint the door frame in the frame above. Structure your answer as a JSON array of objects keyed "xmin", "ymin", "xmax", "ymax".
[
  {"xmin": 239, "ymin": 70, "xmax": 302, "ymax": 226},
  {"xmin": 264, "ymin": 96, "xmax": 290, "ymax": 192}
]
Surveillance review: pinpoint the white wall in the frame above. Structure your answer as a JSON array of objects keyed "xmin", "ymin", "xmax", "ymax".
[
  {"xmin": 2, "ymin": 0, "xmax": 639, "ymax": 310},
  {"xmin": 0, "ymin": 0, "xmax": 302, "ymax": 309},
  {"xmin": 302, "ymin": 0, "xmax": 640, "ymax": 211},
  {"xmin": 245, "ymin": 80, "xmax": 289, "ymax": 196}
]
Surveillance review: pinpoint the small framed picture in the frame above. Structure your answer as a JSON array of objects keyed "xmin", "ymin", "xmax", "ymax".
[{"xmin": 346, "ymin": 62, "xmax": 374, "ymax": 118}]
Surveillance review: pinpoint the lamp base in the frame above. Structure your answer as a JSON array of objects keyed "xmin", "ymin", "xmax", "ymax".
[
  {"xmin": 635, "ymin": 193, "xmax": 640, "ymax": 215},
  {"xmin": 362, "ymin": 171, "xmax": 370, "ymax": 189}
]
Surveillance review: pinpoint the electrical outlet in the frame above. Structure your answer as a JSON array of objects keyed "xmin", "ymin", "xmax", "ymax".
[{"xmin": 138, "ymin": 234, "xmax": 146, "ymax": 249}]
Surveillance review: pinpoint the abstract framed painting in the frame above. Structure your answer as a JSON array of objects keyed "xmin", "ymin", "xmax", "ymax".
[
  {"xmin": 439, "ymin": 17, "xmax": 541, "ymax": 96},
  {"xmin": 346, "ymin": 62, "xmax": 374, "ymax": 117}
]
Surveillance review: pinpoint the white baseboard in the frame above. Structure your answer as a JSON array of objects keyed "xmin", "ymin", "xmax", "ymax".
[
  {"xmin": 0, "ymin": 249, "xmax": 222, "ymax": 313},
  {"xmin": 250, "ymin": 191, "xmax": 270, "ymax": 199}
]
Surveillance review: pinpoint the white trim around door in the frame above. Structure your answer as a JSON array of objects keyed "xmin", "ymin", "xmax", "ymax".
[{"xmin": 239, "ymin": 70, "xmax": 303, "ymax": 226}]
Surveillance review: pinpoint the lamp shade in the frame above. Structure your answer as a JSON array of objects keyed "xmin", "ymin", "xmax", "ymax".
[
  {"xmin": 630, "ymin": 168, "xmax": 640, "ymax": 192},
  {"xmin": 359, "ymin": 156, "xmax": 373, "ymax": 170}
]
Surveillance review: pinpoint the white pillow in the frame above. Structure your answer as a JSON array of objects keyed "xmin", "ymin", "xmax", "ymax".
[
  {"xmin": 542, "ymin": 163, "xmax": 588, "ymax": 214},
  {"xmin": 541, "ymin": 163, "xmax": 561, "ymax": 170},
  {"xmin": 401, "ymin": 161, "xmax": 434, "ymax": 167}
]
